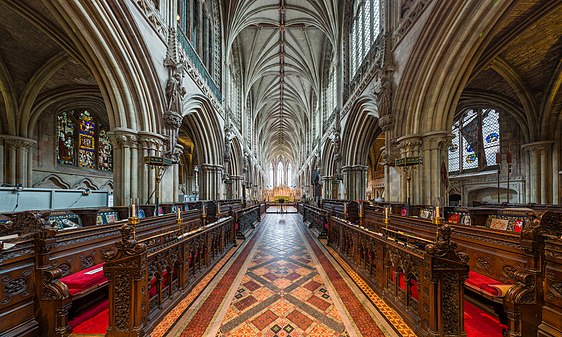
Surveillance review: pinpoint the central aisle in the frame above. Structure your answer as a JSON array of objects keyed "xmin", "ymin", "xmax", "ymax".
[{"xmin": 164, "ymin": 213, "xmax": 400, "ymax": 337}]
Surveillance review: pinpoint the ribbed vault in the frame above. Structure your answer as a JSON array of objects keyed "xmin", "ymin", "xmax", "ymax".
[{"xmin": 223, "ymin": 0, "xmax": 336, "ymax": 166}]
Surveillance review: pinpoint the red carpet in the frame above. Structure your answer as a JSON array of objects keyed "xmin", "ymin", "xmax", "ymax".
[
  {"xmin": 69, "ymin": 299, "xmax": 109, "ymax": 334},
  {"xmin": 464, "ymin": 300, "xmax": 506, "ymax": 337}
]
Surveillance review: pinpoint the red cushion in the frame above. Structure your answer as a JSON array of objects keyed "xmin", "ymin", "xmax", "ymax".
[
  {"xmin": 149, "ymin": 270, "xmax": 169, "ymax": 297},
  {"xmin": 410, "ymin": 279, "xmax": 419, "ymax": 300},
  {"xmin": 465, "ymin": 271, "xmax": 504, "ymax": 297},
  {"xmin": 60, "ymin": 263, "xmax": 107, "ymax": 296},
  {"xmin": 68, "ymin": 298, "xmax": 108, "ymax": 329}
]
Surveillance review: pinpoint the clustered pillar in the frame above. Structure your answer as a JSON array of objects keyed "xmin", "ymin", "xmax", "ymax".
[
  {"xmin": 342, "ymin": 165, "xmax": 367, "ymax": 200},
  {"xmin": 0, "ymin": 135, "xmax": 36, "ymax": 188},
  {"xmin": 523, "ymin": 141, "xmax": 555, "ymax": 204},
  {"xmin": 199, "ymin": 164, "xmax": 223, "ymax": 200}
]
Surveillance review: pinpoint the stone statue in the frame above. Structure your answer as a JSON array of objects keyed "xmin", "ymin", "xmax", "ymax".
[
  {"xmin": 373, "ymin": 74, "xmax": 391, "ymax": 117},
  {"xmin": 166, "ymin": 72, "xmax": 186, "ymax": 114}
]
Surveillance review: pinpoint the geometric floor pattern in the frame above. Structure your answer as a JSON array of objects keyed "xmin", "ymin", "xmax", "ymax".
[
  {"xmin": 218, "ymin": 217, "xmax": 346, "ymax": 336},
  {"xmin": 166, "ymin": 213, "xmax": 400, "ymax": 337}
]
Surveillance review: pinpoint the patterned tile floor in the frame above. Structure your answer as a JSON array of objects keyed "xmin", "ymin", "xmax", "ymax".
[{"xmin": 165, "ymin": 213, "xmax": 400, "ymax": 337}]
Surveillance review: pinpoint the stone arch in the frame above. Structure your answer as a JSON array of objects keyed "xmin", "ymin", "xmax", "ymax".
[
  {"xmin": 182, "ymin": 94, "xmax": 224, "ymax": 166},
  {"xmin": 341, "ymin": 97, "xmax": 381, "ymax": 167},
  {"xmin": 395, "ymin": 1, "xmax": 517, "ymax": 136},
  {"xmin": 40, "ymin": 1, "xmax": 165, "ymax": 134}
]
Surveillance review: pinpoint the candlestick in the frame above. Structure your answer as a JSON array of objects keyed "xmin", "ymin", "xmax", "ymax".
[{"xmin": 435, "ymin": 206, "xmax": 441, "ymax": 219}]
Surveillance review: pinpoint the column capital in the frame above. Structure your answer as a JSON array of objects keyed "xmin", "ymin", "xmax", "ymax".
[
  {"xmin": 0, "ymin": 135, "xmax": 36, "ymax": 150},
  {"xmin": 522, "ymin": 141, "xmax": 554, "ymax": 153},
  {"xmin": 137, "ymin": 132, "xmax": 165, "ymax": 150},
  {"xmin": 108, "ymin": 132, "xmax": 138, "ymax": 149},
  {"xmin": 397, "ymin": 135, "xmax": 423, "ymax": 153},
  {"xmin": 422, "ymin": 131, "xmax": 453, "ymax": 150},
  {"xmin": 341, "ymin": 165, "xmax": 368, "ymax": 172},
  {"xmin": 199, "ymin": 163, "xmax": 223, "ymax": 172}
]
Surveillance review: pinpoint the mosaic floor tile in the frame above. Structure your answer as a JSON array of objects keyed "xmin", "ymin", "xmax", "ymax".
[{"xmin": 163, "ymin": 213, "xmax": 403, "ymax": 337}]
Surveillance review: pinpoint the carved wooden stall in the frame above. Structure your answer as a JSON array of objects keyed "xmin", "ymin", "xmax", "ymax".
[
  {"xmin": 538, "ymin": 211, "xmax": 562, "ymax": 337},
  {"xmin": 0, "ymin": 212, "xmax": 42, "ymax": 337},
  {"xmin": 301, "ymin": 204, "xmax": 328, "ymax": 238},
  {"xmin": 321, "ymin": 199, "xmax": 347, "ymax": 219},
  {"xmin": 233, "ymin": 204, "xmax": 261, "ymax": 238},
  {"xmin": 0, "ymin": 207, "xmax": 203, "ymax": 337},
  {"xmin": 327, "ymin": 216, "xmax": 469, "ymax": 336},
  {"xmin": 206, "ymin": 199, "xmax": 243, "ymax": 224},
  {"xmin": 360, "ymin": 204, "xmax": 555, "ymax": 336},
  {"xmin": 103, "ymin": 215, "xmax": 236, "ymax": 336}
]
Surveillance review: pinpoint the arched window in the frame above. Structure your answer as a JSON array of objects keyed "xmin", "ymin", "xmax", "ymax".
[
  {"xmin": 350, "ymin": 0, "xmax": 381, "ymax": 79},
  {"xmin": 448, "ymin": 108, "xmax": 500, "ymax": 173},
  {"xmin": 56, "ymin": 110, "xmax": 113, "ymax": 172},
  {"xmin": 277, "ymin": 161, "xmax": 284, "ymax": 187},
  {"xmin": 287, "ymin": 163, "xmax": 292, "ymax": 186},
  {"xmin": 269, "ymin": 163, "xmax": 274, "ymax": 187}
]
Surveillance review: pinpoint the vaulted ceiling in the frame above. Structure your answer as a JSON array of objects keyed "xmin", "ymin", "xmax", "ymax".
[{"xmin": 222, "ymin": 0, "xmax": 339, "ymax": 165}]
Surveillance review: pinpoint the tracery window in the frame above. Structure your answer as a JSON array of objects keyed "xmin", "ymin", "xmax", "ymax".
[
  {"xmin": 287, "ymin": 163, "xmax": 292, "ymax": 186},
  {"xmin": 448, "ymin": 108, "xmax": 500, "ymax": 173},
  {"xmin": 56, "ymin": 110, "xmax": 112, "ymax": 171},
  {"xmin": 269, "ymin": 163, "xmax": 274, "ymax": 187},
  {"xmin": 277, "ymin": 162, "xmax": 284, "ymax": 187},
  {"xmin": 349, "ymin": 0, "xmax": 381, "ymax": 79}
]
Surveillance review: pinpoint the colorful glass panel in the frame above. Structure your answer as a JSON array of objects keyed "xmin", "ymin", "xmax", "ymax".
[
  {"xmin": 448, "ymin": 125, "xmax": 460, "ymax": 172},
  {"xmin": 482, "ymin": 109, "xmax": 500, "ymax": 166},
  {"xmin": 98, "ymin": 126, "xmax": 113, "ymax": 171},
  {"xmin": 57, "ymin": 112, "xmax": 75, "ymax": 165},
  {"xmin": 78, "ymin": 111, "xmax": 96, "ymax": 168}
]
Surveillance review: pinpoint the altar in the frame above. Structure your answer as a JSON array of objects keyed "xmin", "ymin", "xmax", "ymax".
[{"xmin": 265, "ymin": 185, "xmax": 298, "ymax": 202}]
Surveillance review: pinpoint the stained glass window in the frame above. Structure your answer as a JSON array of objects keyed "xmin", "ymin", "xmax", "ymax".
[
  {"xmin": 448, "ymin": 124, "xmax": 460, "ymax": 172},
  {"xmin": 98, "ymin": 126, "xmax": 113, "ymax": 171},
  {"xmin": 350, "ymin": 0, "xmax": 381, "ymax": 79},
  {"xmin": 448, "ymin": 108, "xmax": 500, "ymax": 173},
  {"xmin": 78, "ymin": 111, "xmax": 96, "ymax": 169},
  {"xmin": 482, "ymin": 109, "xmax": 500, "ymax": 166},
  {"xmin": 57, "ymin": 112, "xmax": 76, "ymax": 165},
  {"xmin": 56, "ymin": 110, "xmax": 112, "ymax": 171},
  {"xmin": 287, "ymin": 163, "xmax": 292, "ymax": 186},
  {"xmin": 277, "ymin": 162, "xmax": 284, "ymax": 187}
]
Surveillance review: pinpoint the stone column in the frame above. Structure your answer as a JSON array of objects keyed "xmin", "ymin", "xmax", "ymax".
[
  {"xmin": 396, "ymin": 136, "xmax": 423, "ymax": 205},
  {"xmin": 522, "ymin": 141, "xmax": 554, "ymax": 204},
  {"xmin": 109, "ymin": 130, "xmax": 146, "ymax": 206},
  {"xmin": 342, "ymin": 165, "xmax": 368, "ymax": 200},
  {"xmin": 378, "ymin": 115, "xmax": 396, "ymax": 202},
  {"xmin": 138, "ymin": 132, "xmax": 165, "ymax": 204},
  {"xmin": 1, "ymin": 136, "xmax": 36, "ymax": 187},
  {"xmin": 422, "ymin": 132, "xmax": 452, "ymax": 205},
  {"xmin": 323, "ymin": 176, "xmax": 333, "ymax": 199},
  {"xmin": 231, "ymin": 175, "xmax": 242, "ymax": 199},
  {"xmin": 199, "ymin": 164, "xmax": 222, "ymax": 200},
  {"xmin": 0, "ymin": 139, "xmax": 4, "ymax": 186},
  {"xmin": 553, "ymin": 141, "xmax": 559, "ymax": 204}
]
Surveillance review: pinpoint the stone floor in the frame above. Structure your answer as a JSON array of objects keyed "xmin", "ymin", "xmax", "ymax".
[{"xmin": 160, "ymin": 212, "xmax": 407, "ymax": 337}]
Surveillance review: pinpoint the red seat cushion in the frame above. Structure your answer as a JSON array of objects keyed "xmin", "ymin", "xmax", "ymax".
[
  {"xmin": 149, "ymin": 270, "xmax": 169, "ymax": 297},
  {"xmin": 60, "ymin": 263, "xmax": 107, "ymax": 296},
  {"xmin": 465, "ymin": 271, "xmax": 505, "ymax": 297},
  {"xmin": 68, "ymin": 298, "xmax": 108, "ymax": 330},
  {"xmin": 410, "ymin": 279, "xmax": 419, "ymax": 300}
]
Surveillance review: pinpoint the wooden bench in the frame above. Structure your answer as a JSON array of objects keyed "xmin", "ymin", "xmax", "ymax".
[
  {"xmin": 361, "ymin": 204, "xmax": 550, "ymax": 336},
  {"xmin": 327, "ymin": 216, "xmax": 469, "ymax": 336},
  {"xmin": 103, "ymin": 214, "xmax": 237, "ymax": 336},
  {"xmin": 0, "ymin": 205, "xmax": 204, "ymax": 337}
]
